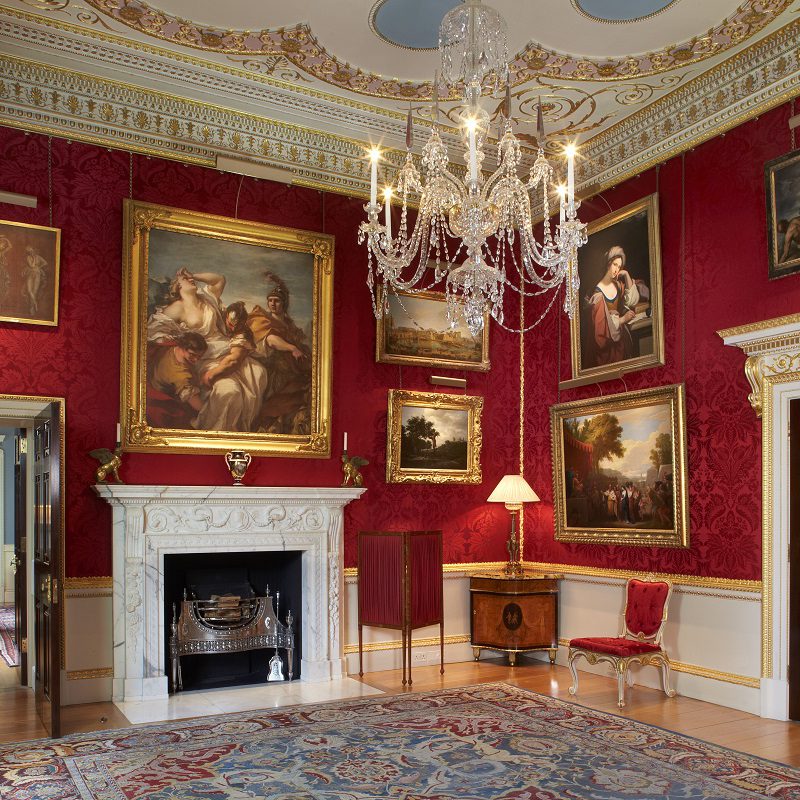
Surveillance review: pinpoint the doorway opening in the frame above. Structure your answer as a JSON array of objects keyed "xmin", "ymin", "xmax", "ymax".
[{"xmin": 0, "ymin": 395, "xmax": 64, "ymax": 738}]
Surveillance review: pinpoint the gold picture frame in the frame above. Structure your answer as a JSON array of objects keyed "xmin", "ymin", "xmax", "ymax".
[
  {"xmin": 566, "ymin": 194, "xmax": 664, "ymax": 386},
  {"xmin": 386, "ymin": 389, "xmax": 483, "ymax": 484},
  {"xmin": 376, "ymin": 287, "xmax": 490, "ymax": 371},
  {"xmin": 0, "ymin": 219, "xmax": 61, "ymax": 327},
  {"xmin": 765, "ymin": 147, "xmax": 800, "ymax": 279},
  {"xmin": 120, "ymin": 199, "xmax": 334, "ymax": 457},
  {"xmin": 551, "ymin": 384, "xmax": 689, "ymax": 547}
]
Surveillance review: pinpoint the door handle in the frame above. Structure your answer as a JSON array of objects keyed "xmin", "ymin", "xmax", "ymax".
[{"xmin": 10, "ymin": 555, "xmax": 21, "ymax": 573}]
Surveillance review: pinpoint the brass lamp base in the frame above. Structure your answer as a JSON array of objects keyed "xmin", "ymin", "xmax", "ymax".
[{"xmin": 503, "ymin": 506, "xmax": 524, "ymax": 576}]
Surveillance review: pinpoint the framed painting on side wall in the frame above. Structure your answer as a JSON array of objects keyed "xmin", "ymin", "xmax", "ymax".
[
  {"xmin": 550, "ymin": 384, "xmax": 689, "ymax": 547},
  {"xmin": 766, "ymin": 148, "xmax": 800, "ymax": 279},
  {"xmin": 120, "ymin": 199, "xmax": 334, "ymax": 457},
  {"xmin": 386, "ymin": 389, "xmax": 483, "ymax": 484},
  {"xmin": 566, "ymin": 194, "xmax": 664, "ymax": 385},
  {"xmin": 0, "ymin": 219, "xmax": 60, "ymax": 327},
  {"xmin": 376, "ymin": 287, "xmax": 490, "ymax": 371}
]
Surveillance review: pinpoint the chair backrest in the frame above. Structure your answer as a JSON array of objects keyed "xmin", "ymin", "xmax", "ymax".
[{"xmin": 622, "ymin": 576, "xmax": 672, "ymax": 644}]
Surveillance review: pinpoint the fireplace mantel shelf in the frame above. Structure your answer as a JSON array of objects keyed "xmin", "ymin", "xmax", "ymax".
[{"xmin": 94, "ymin": 483, "xmax": 366, "ymax": 702}]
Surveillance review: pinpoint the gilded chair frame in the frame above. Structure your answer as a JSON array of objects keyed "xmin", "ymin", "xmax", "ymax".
[{"xmin": 567, "ymin": 576, "xmax": 677, "ymax": 708}]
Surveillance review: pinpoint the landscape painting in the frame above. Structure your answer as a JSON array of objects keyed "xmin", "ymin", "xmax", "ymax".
[
  {"xmin": 550, "ymin": 384, "xmax": 688, "ymax": 547},
  {"xmin": 376, "ymin": 288, "xmax": 489, "ymax": 371},
  {"xmin": 386, "ymin": 389, "xmax": 483, "ymax": 484},
  {"xmin": 121, "ymin": 199, "xmax": 334, "ymax": 457}
]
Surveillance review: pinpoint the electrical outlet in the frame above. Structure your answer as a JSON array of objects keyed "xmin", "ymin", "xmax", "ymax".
[{"xmin": 412, "ymin": 650, "xmax": 428, "ymax": 664}]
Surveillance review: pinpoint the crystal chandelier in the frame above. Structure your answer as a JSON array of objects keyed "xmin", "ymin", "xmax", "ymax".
[{"xmin": 358, "ymin": 0, "xmax": 588, "ymax": 335}]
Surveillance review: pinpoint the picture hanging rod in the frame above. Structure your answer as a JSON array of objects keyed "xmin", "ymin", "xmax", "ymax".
[
  {"xmin": 430, "ymin": 375, "xmax": 467, "ymax": 388},
  {"xmin": 0, "ymin": 190, "xmax": 37, "ymax": 208},
  {"xmin": 215, "ymin": 155, "xmax": 295, "ymax": 185}
]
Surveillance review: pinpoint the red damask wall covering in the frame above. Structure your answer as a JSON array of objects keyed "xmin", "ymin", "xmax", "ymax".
[{"xmin": 0, "ymin": 101, "xmax": 797, "ymax": 581}]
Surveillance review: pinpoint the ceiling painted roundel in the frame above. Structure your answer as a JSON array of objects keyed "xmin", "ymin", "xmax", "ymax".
[
  {"xmin": 371, "ymin": 0, "xmax": 460, "ymax": 50},
  {"xmin": 574, "ymin": 0, "xmax": 679, "ymax": 23}
]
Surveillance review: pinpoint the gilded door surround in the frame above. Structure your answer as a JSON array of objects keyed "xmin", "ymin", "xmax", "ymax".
[{"xmin": 720, "ymin": 313, "xmax": 800, "ymax": 716}]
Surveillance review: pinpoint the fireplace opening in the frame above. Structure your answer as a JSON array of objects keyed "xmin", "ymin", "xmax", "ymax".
[{"xmin": 164, "ymin": 551, "xmax": 302, "ymax": 691}]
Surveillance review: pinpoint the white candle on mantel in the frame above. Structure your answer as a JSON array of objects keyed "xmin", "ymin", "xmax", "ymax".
[
  {"xmin": 343, "ymin": 431, "xmax": 348, "ymax": 452},
  {"xmin": 369, "ymin": 149, "xmax": 380, "ymax": 206},
  {"xmin": 467, "ymin": 119, "xmax": 478, "ymax": 186},
  {"xmin": 565, "ymin": 143, "xmax": 576, "ymax": 213},
  {"xmin": 116, "ymin": 422, "xmax": 121, "ymax": 444}
]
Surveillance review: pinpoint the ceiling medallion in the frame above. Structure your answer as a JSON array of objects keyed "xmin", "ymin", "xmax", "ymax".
[
  {"xmin": 80, "ymin": 0, "xmax": 791, "ymax": 96},
  {"xmin": 572, "ymin": 0, "xmax": 680, "ymax": 24},
  {"xmin": 360, "ymin": 0, "xmax": 587, "ymax": 336},
  {"xmin": 369, "ymin": 0, "xmax": 460, "ymax": 51}
]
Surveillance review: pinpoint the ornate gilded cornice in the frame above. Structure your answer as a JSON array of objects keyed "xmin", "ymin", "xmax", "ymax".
[
  {"xmin": 579, "ymin": 16, "xmax": 800, "ymax": 195},
  {"xmin": 77, "ymin": 0, "xmax": 790, "ymax": 96}
]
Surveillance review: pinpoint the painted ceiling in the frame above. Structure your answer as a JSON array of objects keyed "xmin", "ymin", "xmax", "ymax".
[{"xmin": 0, "ymin": 0, "xmax": 798, "ymax": 197}]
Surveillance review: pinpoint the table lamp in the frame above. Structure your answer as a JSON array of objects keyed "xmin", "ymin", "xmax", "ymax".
[{"xmin": 487, "ymin": 474, "xmax": 540, "ymax": 576}]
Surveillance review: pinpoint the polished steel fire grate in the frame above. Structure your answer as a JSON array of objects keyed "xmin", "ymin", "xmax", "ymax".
[{"xmin": 169, "ymin": 589, "xmax": 294, "ymax": 692}]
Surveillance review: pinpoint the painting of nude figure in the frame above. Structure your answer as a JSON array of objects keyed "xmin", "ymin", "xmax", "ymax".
[
  {"xmin": 0, "ymin": 219, "xmax": 60, "ymax": 327},
  {"xmin": 121, "ymin": 200, "xmax": 333, "ymax": 457},
  {"xmin": 766, "ymin": 148, "xmax": 800, "ymax": 279}
]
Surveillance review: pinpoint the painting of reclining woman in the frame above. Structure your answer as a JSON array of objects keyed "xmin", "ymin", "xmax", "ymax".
[
  {"xmin": 121, "ymin": 200, "xmax": 333, "ymax": 457},
  {"xmin": 550, "ymin": 384, "xmax": 688, "ymax": 548}
]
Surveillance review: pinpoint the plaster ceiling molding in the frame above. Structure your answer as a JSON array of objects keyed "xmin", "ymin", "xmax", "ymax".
[
  {"xmin": 61, "ymin": 0, "xmax": 791, "ymax": 93},
  {"xmin": 0, "ymin": 0, "xmax": 799, "ymax": 199}
]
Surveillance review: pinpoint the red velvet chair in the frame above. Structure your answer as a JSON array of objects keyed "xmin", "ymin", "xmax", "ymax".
[{"xmin": 568, "ymin": 576, "xmax": 676, "ymax": 708}]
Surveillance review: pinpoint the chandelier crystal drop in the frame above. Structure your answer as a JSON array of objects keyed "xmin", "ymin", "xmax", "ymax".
[{"xmin": 358, "ymin": 0, "xmax": 588, "ymax": 335}]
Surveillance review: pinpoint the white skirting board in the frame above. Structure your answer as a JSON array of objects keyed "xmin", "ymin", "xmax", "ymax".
[{"xmin": 62, "ymin": 569, "xmax": 762, "ymax": 714}]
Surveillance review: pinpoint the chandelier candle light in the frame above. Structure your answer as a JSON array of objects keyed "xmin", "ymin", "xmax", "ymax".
[{"xmin": 359, "ymin": 0, "xmax": 587, "ymax": 335}]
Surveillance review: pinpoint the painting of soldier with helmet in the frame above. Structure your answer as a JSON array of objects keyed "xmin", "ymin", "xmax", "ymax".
[{"xmin": 121, "ymin": 200, "xmax": 333, "ymax": 457}]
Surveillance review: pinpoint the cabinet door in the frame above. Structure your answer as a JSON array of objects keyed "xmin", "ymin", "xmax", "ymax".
[{"xmin": 472, "ymin": 591, "xmax": 556, "ymax": 650}]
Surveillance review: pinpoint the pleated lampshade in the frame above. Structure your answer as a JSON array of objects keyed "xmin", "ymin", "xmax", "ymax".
[{"xmin": 487, "ymin": 474, "xmax": 540, "ymax": 509}]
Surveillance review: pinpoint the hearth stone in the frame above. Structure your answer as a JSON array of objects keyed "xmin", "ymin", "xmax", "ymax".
[{"xmin": 94, "ymin": 485, "xmax": 365, "ymax": 702}]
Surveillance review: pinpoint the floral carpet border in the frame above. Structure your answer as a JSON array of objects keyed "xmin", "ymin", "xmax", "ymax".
[{"xmin": 1, "ymin": 683, "xmax": 799, "ymax": 799}]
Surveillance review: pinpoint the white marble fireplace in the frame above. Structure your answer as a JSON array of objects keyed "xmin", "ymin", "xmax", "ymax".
[{"xmin": 94, "ymin": 485, "xmax": 365, "ymax": 702}]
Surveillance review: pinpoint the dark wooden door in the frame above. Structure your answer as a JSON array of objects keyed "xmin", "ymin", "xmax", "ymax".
[
  {"xmin": 789, "ymin": 399, "xmax": 800, "ymax": 720},
  {"xmin": 32, "ymin": 403, "xmax": 62, "ymax": 737},
  {"xmin": 12, "ymin": 428, "xmax": 27, "ymax": 684}
]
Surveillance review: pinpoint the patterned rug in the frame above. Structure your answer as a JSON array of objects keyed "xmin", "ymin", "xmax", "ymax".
[
  {"xmin": 1, "ymin": 683, "xmax": 799, "ymax": 799},
  {"xmin": 0, "ymin": 605, "xmax": 17, "ymax": 668}
]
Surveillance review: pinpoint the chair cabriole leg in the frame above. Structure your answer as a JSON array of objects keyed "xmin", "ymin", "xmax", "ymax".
[
  {"xmin": 617, "ymin": 661, "xmax": 627, "ymax": 708},
  {"xmin": 567, "ymin": 650, "xmax": 580, "ymax": 696},
  {"xmin": 660, "ymin": 656, "xmax": 676, "ymax": 698}
]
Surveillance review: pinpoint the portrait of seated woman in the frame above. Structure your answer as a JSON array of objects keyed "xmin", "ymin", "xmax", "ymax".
[{"xmin": 581, "ymin": 245, "xmax": 652, "ymax": 369}]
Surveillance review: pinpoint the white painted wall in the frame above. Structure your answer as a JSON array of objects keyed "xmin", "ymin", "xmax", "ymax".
[{"xmin": 62, "ymin": 568, "xmax": 763, "ymax": 713}]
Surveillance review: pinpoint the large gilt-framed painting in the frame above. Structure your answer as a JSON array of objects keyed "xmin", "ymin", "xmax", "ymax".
[
  {"xmin": 376, "ymin": 288, "xmax": 490, "ymax": 371},
  {"xmin": 120, "ymin": 199, "xmax": 334, "ymax": 457},
  {"xmin": 766, "ymin": 148, "xmax": 800, "ymax": 279},
  {"xmin": 0, "ymin": 219, "xmax": 60, "ymax": 327},
  {"xmin": 550, "ymin": 384, "xmax": 688, "ymax": 547},
  {"xmin": 386, "ymin": 389, "xmax": 483, "ymax": 484},
  {"xmin": 567, "ymin": 194, "xmax": 664, "ymax": 385}
]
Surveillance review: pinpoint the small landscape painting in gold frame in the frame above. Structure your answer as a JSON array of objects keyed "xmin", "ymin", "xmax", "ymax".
[
  {"xmin": 386, "ymin": 389, "xmax": 483, "ymax": 484},
  {"xmin": 376, "ymin": 287, "xmax": 490, "ymax": 371}
]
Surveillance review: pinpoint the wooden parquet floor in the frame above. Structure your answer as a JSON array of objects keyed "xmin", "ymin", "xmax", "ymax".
[{"xmin": 1, "ymin": 657, "xmax": 800, "ymax": 765}]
